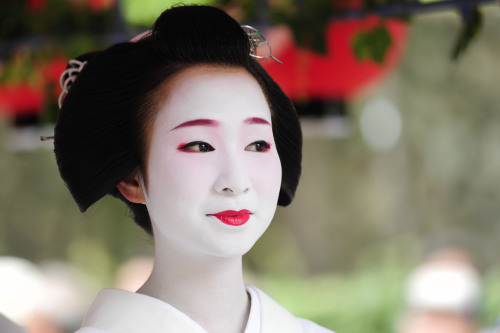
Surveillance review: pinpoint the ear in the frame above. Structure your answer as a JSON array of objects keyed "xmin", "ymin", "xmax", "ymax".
[{"xmin": 117, "ymin": 170, "xmax": 146, "ymax": 204}]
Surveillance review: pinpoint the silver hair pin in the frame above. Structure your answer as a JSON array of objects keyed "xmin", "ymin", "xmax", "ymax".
[
  {"xmin": 241, "ymin": 25, "xmax": 282, "ymax": 64},
  {"xmin": 41, "ymin": 59, "xmax": 87, "ymax": 141},
  {"xmin": 58, "ymin": 59, "xmax": 87, "ymax": 109}
]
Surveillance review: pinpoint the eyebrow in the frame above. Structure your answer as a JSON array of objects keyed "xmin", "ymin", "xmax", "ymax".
[
  {"xmin": 244, "ymin": 117, "xmax": 271, "ymax": 125},
  {"xmin": 171, "ymin": 119, "xmax": 220, "ymax": 131},
  {"xmin": 171, "ymin": 117, "xmax": 270, "ymax": 131}
]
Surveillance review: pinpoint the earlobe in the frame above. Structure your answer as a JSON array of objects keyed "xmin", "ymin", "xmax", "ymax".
[{"xmin": 117, "ymin": 171, "xmax": 146, "ymax": 204}]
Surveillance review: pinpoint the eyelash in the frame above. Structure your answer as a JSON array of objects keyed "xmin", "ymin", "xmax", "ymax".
[
  {"xmin": 177, "ymin": 140, "xmax": 271, "ymax": 153},
  {"xmin": 245, "ymin": 140, "xmax": 271, "ymax": 152},
  {"xmin": 177, "ymin": 141, "xmax": 215, "ymax": 152}
]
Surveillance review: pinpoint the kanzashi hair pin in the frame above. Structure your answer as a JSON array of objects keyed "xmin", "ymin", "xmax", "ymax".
[
  {"xmin": 41, "ymin": 59, "xmax": 87, "ymax": 141},
  {"xmin": 58, "ymin": 59, "xmax": 87, "ymax": 109},
  {"xmin": 241, "ymin": 25, "xmax": 282, "ymax": 64}
]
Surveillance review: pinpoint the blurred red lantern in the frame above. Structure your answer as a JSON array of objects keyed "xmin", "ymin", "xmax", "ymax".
[
  {"xmin": 0, "ymin": 84, "xmax": 44, "ymax": 117},
  {"xmin": 261, "ymin": 16, "xmax": 409, "ymax": 101}
]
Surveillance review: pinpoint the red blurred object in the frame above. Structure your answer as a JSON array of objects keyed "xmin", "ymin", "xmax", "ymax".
[
  {"xmin": 332, "ymin": 0, "xmax": 363, "ymax": 11},
  {"xmin": 88, "ymin": 0, "xmax": 116, "ymax": 12},
  {"xmin": 0, "ymin": 56, "xmax": 67, "ymax": 118},
  {"xmin": 0, "ymin": 84, "xmax": 44, "ymax": 117},
  {"xmin": 26, "ymin": 0, "xmax": 115, "ymax": 13},
  {"xmin": 40, "ymin": 56, "xmax": 68, "ymax": 100},
  {"xmin": 40, "ymin": 57, "xmax": 67, "ymax": 83},
  {"xmin": 261, "ymin": 16, "xmax": 409, "ymax": 101},
  {"xmin": 26, "ymin": 0, "xmax": 47, "ymax": 12}
]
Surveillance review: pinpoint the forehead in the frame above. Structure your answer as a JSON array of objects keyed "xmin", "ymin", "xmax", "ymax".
[{"xmin": 154, "ymin": 66, "xmax": 271, "ymax": 128}]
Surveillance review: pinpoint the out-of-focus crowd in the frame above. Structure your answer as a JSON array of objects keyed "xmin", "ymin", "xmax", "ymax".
[
  {"xmin": 1, "ymin": 247, "xmax": 500, "ymax": 333},
  {"xmin": 398, "ymin": 247, "xmax": 495, "ymax": 333},
  {"xmin": 0, "ymin": 256, "xmax": 153, "ymax": 333}
]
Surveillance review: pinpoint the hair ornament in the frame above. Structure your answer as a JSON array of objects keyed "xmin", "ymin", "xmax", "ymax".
[
  {"xmin": 130, "ymin": 30, "xmax": 152, "ymax": 43},
  {"xmin": 241, "ymin": 25, "xmax": 282, "ymax": 64},
  {"xmin": 41, "ymin": 59, "xmax": 87, "ymax": 141},
  {"xmin": 58, "ymin": 59, "xmax": 87, "ymax": 109}
]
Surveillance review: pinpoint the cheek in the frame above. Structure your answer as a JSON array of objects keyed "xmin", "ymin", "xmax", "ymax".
[
  {"xmin": 147, "ymin": 151, "xmax": 214, "ymax": 200},
  {"xmin": 249, "ymin": 152, "xmax": 282, "ymax": 196}
]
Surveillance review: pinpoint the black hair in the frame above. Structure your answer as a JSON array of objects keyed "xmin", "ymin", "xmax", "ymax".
[{"xmin": 54, "ymin": 5, "xmax": 302, "ymax": 235}]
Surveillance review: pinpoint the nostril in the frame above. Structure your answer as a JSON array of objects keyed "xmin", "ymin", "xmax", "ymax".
[{"xmin": 219, "ymin": 186, "xmax": 249, "ymax": 194}]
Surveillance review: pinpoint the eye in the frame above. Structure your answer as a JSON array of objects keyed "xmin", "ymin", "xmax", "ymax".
[
  {"xmin": 178, "ymin": 141, "xmax": 215, "ymax": 153},
  {"xmin": 245, "ymin": 140, "xmax": 271, "ymax": 152}
]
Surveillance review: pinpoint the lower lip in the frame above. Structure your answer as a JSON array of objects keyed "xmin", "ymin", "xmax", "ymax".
[{"xmin": 208, "ymin": 210, "xmax": 252, "ymax": 226}]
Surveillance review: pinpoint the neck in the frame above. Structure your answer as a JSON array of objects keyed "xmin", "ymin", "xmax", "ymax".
[{"xmin": 137, "ymin": 243, "xmax": 250, "ymax": 333}]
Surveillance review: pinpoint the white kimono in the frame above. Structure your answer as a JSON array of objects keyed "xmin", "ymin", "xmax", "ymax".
[
  {"xmin": 0, "ymin": 314, "xmax": 27, "ymax": 333},
  {"xmin": 75, "ymin": 285, "xmax": 335, "ymax": 333}
]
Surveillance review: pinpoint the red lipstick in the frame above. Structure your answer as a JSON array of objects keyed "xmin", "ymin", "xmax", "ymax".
[{"xmin": 207, "ymin": 210, "xmax": 252, "ymax": 226}]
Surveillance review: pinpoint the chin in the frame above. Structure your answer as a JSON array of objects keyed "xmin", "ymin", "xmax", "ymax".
[{"xmin": 207, "ymin": 237, "xmax": 260, "ymax": 259}]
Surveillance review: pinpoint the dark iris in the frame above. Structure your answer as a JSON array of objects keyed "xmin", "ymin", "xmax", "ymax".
[
  {"xmin": 255, "ymin": 142, "xmax": 265, "ymax": 151},
  {"xmin": 246, "ymin": 140, "xmax": 270, "ymax": 152},
  {"xmin": 198, "ymin": 143, "xmax": 210, "ymax": 152}
]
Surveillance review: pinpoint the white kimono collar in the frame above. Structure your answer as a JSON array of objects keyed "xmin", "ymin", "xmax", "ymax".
[{"xmin": 80, "ymin": 285, "xmax": 304, "ymax": 333}]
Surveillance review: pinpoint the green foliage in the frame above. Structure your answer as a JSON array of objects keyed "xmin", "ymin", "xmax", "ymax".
[
  {"xmin": 258, "ymin": 258, "xmax": 408, "ymax": 333},
  {"xmin": 212, "ymin": 0, "xmax": 258, "ymax": 23},
  {"xmin": 352, "ymin": 24, "xmax": 392, "ymax": 63},
  {"xmin": 0, "ymin": 50, "xmax": 37, "ymax": 84},
  {"xmin": 122, "ymin": 0, "xmax": 216, "ymax": 27},
  {"xmin": 269, "ymin": 0, "xmax": 334, "ymax": 54},
  {"xmin": 480, "ymin": 266, "xmax": 500, "ymax": 326},
  {"xmin": 258, "ymin": 263, "xmax": 500, "ymax": 332},
  {"xmin": 0, "ymin": 0, "xmax": 115, "ymax": 40}
]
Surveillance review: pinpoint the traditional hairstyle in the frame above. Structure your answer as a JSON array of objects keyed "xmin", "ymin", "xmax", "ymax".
[{"xmin": 54, "ymin": 5, "xmax": 302, "ymax": 234}]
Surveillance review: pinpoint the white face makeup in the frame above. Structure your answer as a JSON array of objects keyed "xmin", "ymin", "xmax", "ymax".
[{"xmin": 143, "ymin": 66, "xmax": 282, "ymax": 259}]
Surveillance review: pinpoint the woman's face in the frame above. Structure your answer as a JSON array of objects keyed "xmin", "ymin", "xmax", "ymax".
[{"xmin": 143, "ymin": 66, "xmax": 282, "ymax": 258}]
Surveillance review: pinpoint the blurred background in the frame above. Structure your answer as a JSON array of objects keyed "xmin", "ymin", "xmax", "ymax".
[{"xmin": 1, "ymin": 0, "xmax": 500, "ymax": 332}]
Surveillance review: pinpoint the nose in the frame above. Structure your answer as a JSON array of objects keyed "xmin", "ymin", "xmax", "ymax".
[{"xmin": 214, "ymin": 152, "xmax": 250, "ymax": 195}]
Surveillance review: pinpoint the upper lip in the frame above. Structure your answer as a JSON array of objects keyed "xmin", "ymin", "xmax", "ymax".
[{"xmin": 207, "ymin": 209, "xmax": 252, "ymax": 216}]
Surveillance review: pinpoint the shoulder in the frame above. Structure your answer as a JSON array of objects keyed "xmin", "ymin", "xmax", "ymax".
[
  {"xmin": 247, "ymin": 285, "xmax": 336, "ymax": 333},
  {"xmin": 76, "ymin": 288, "xmax": 208, "ymax": 333},
  {"xmin": 0, "ymin": 313, "xmax": 28, "ymax": 333}
]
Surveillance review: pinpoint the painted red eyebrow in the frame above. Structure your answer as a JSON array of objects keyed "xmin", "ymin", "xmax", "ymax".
[
  {"xmin": 244, "ymin": 117, "xmax": 271, "ymax": 125},
  {"xmin": 171, "ymin": 119, "xmax": 220, "ymax": 131}
]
